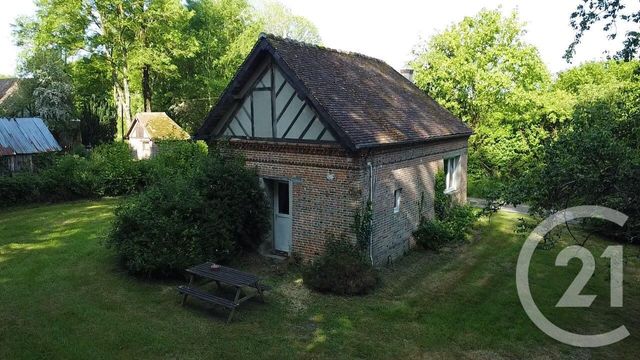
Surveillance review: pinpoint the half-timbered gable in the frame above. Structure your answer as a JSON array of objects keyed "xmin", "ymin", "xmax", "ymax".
[{"xmin": 221, "ymin": 65, "xmax": 335, "ymax": 142}]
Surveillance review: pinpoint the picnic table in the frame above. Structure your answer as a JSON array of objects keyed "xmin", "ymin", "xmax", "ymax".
[{"xmin": 177, "ymin": 262, "xmax": 271, "ymax": 323}]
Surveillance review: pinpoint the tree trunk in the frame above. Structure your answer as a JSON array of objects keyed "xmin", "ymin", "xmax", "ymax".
[
  {"xmin": 121, "ymin": 61, "xmax": 132, "ymax": 127},
  {"xmin": 142, "ymin": 64, "xmax": 152, "ymax": 112},
  {"xmin": 112, "ymin": 70, "xmax": 125, "ymax": 141}
]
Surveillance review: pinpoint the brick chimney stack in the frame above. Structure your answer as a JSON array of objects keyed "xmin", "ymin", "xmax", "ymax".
[{"xmin": 400, "ymin": 68, "xmax": 414, "ymax": 82}]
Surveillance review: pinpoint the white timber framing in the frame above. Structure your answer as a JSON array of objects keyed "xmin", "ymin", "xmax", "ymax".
[{"xmin": 221, "ymin": 61, "xmax": 336, "ymax": 142}]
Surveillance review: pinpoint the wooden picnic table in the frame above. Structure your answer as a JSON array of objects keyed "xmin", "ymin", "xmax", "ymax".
[{"xmin": 177, "ymin": 262, "xmax": 271, "ymax": 323}]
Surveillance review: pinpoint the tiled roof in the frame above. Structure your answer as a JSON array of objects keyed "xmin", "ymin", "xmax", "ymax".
[
  {"xmin": 0, "ymin": 117, "xmax": 62, "ymax": 155},
  {"xmin": 197, "ymin": 34, "xmax": 472, "ymax": 150},
  {"xmin": 126, "ymin": 112, "xmax": 190, "ymax": 140}
]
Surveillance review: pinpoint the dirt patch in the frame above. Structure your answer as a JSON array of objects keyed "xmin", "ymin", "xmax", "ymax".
[{"xmin": 277, "ymin": 278, "xmax": 311, "ymax": 314}]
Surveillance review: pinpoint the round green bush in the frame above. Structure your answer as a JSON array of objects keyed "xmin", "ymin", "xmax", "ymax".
[
  {"xmin": 303, "ymin": 238, "xmax": 378, "ymax": 295},
  {"xmin": 106, "ymin": 152, "xmax": 270, "ymax": 276}
]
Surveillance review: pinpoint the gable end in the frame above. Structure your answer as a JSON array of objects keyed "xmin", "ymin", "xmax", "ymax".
[{"xmin": 219, "ymin": 62, "xmax": 336, "ymax": 143}]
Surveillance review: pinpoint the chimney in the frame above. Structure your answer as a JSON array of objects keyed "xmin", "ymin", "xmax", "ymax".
[{"xmin": 400, "ymin": 68, "xmax": 414, "ymax": 82}]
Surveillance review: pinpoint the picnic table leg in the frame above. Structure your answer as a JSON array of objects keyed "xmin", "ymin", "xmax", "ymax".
[
  {"xmin": 182, "ymin": 274, "xmax": 194, "ymax": 306},
  {"xmin": 225, "ymin": 287, "xmax": 243, "ymax": 324},
  {"xmin": 257, "ymin": 286, "xmax": 265, "ymax": 303},
  {"xmin": 233, "ymin": 287, "xmax": 242, "ymax": 304},
  {"xmin": 227, "ymin": 308, "xmax": 236, "ymax": 324}
]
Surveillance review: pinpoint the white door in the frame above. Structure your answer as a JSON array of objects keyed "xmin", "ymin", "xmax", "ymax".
[{"xmin": 273, "ymin": 181, "xmax": 292, "ymax": 253}]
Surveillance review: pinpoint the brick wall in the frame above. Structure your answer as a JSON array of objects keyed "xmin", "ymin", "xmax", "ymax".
[
  {"xmin": 219, "ymin": 136, "xmax": 468, "ymax": 264},
  {"xmin": 366, "ymin": 138, "xmax": 468, "ymax": 265},
  {"xmin": 223, "ymin": 139, "xmax": 363, "ymax": 259}
]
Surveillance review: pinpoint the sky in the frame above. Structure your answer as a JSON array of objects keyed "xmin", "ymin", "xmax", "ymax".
[{"xmin": 0, "ymin": 0, "xmax": 635, "ymax": 76}]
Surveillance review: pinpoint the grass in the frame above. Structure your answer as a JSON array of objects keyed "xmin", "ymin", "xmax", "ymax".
[{"xmin": 0, "ymin": 199, "xmax": 638, "ymax": 359}]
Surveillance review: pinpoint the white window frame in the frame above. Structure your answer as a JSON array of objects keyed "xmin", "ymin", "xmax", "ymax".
[
  {"xmin": 393, "ymin": 188, "xmax": 402, "ymax": 213},
  {"xmin": 444, "ymin": 156, "xmax": 461, "ymax": 193}
]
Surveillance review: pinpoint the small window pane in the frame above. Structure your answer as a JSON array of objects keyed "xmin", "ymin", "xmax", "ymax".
[
  {"xmin": 394, "ymin": 189, "xmax": 402, "ymax": 213},
  {"xmin": 444, "ymin": 156, "xmax": 460, "ymax": 192},
  {"xmin": 278, "ymin": 182, "xmax": 289, "ymax": 215}
]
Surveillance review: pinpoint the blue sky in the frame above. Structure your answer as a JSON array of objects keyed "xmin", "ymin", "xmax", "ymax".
[{"xmin": 0, "ymin": 0, "xmax": 635, "ymax": 76}]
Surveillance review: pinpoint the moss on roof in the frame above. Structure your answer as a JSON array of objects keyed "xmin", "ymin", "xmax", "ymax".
[{"xmin": 133, "ymin": 112, "xmax": 190, "ymax": 140}]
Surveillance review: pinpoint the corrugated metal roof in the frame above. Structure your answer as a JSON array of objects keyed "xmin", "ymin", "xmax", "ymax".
[{"xmin": 0, "ymin": 118, "xmax": 62, "ymax": 155}]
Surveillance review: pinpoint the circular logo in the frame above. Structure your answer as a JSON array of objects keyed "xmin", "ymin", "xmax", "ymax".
[{"xmin": 515, "ymin": 206, "xmax": 630, "ymax": 347}]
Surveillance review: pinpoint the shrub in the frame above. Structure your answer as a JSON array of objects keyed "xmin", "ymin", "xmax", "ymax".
[
  {"xmin": 0, "ymin": 142, "xmax": 151, "ymax": 208},
  {"xmin": 0, "ymin": 174, "xmax": 45, "ymax": 206},
  {"xmin": 89, "ymin": 142, "xmax": 146, "ymax": 196},
  {"xmin": 433, "ymin": 171, "xmax": 452, "ymax": 220},
  {"xmin": 106, "ymin": 151, "xmax": 270, "ymax": 276},
  {"xmin": 197, "ymin": 154, "xmax": 270, "ymax": 252},
  {"xmin": 413, "ymin": 219, "xmax": 453, "ymax": 251},
  {"xmin": 303, "ymin": 237, "xmax": 378, "ymax": 295},
  {"xmin": 414, "ymin": 205, "xmax": 479, "ymax": 251},
  {"xmin": 414, "ymin": 171, "xmax": 479, "ymax": 251},
  {"xmin": 32, "ymin": 152, "xmax": 58, "ymax": 171},
  {"xmin": 41, "ymin": 155, "xmax": 96, "ymax": 201},
  {"xmin": 0, "ymin": 155, "xmax": 97, "ymax": 207},
  {"xmin": 146, "ymin": 140, "xmax": 208, "ymax": 182},
  {"xmin": 446, "ymin": 204, "xmax": 480, "ymax": 239},
  {"xmin": 106, "ymin": 176, "xmax": 208, "ymax": 275}
]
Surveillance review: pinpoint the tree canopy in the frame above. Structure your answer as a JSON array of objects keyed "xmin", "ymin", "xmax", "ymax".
[
  {"xmin": 566, "ymin": 0, "xmax": 640, "ymax": 61},
  {"xmin": 7, "ymin": 0, "xmax": 321, "ymax": 141},
  {"xmin": 258, "ymin": 1, "xmax": 321, "ymax": 44},
  {"xmin": 510, "ymin": 60, "xmax": 640, "ymax": 243},
  {"xmin": 411, "ymin": 9, "xmax": 559, "ymax": 181}
]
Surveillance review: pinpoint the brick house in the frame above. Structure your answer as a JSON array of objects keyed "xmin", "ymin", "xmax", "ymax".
[{"xmin": 196, "ymin": 34, "xmax": 472, "ymax": 265}]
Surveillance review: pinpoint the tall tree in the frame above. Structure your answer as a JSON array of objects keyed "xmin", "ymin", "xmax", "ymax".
[
  {"xmin": 72, "ymin": 55, "xmax": 118, "ymax": 145},
  {"xmin": 155, "ymin": 0, "xmax": 321, "ymax": 132},
  {"xmin": 130, "ymin": 0, "xmax": 198, "ymax": 112},
  {"xmin": 410, "ymin": 9, "xmax": 555, "ymax": 180},
  {"xmin": 510, "ymin": 61, "xmax": 640, "ymax": 243},
  {"xmin": 11, "ymin": 15, "xmax": 78, "ymax": 145},
  {"xmin": 566, "ymin": 0, "xmax": 640, "ymax": 61},
  {"xmin": 26, "ymin": 0, "xmax": 137, "ymax": 135},
  {"xmin": 258, "ymin": 1, "xmax": 322, "ymax": 44},
  {"xmin": 18, "ymin": 0, "xmax": 197, "ymax": 138},
  {"xmin": 154, "ymin": 0, "xmax": 259, "ymax": 132},
  {"xmin": 14, "ymin": 0, "xmax": 322, "ymax": 137}
]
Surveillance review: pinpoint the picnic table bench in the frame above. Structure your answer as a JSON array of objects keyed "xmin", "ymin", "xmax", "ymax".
[{"xmin": 177, "ymin": 262, "xmax": 271, "ymax": 323}]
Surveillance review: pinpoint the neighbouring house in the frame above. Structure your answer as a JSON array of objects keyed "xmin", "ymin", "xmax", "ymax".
[
  {"xmin": 196, "ymin": 34, "xmax": 472, "ymax": 265},
  {"xmin": 0, "ymin": 117, "xmax": 61, "ymax": 173},
  {"xmin": 125, "ymin": 112, "xmax": 190, "ymax": 159}
]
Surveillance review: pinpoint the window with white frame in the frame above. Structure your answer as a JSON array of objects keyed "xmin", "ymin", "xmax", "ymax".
[
  {"xmin": 393, "ymin": 188, "xmax": 402, "ymax": 213},
  {"xmin": 444, "ymin": 156, "xmax": 460, "ymax": 193}
]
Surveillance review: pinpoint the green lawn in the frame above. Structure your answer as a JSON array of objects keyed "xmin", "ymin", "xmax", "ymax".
[{"xmin": 0, "ymin": 199, "xmax": 638, "ymax": 359}]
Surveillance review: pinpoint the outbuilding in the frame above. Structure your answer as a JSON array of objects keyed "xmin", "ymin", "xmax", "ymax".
[
  {"xmin": 125, "ymin": 112, "xmax": 190, "ymax": 159},
  {"xmin": 196, "ymin": 34, "xmax": 472, "ymax": 265},
  {"xmin": 0, "ymin": 117, "xmax": 61, "ymax": 173}
]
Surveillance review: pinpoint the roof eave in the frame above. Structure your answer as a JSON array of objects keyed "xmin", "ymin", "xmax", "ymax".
[{"xmin": 354, "ymin": 131, "xmax": 473, "ymax": 150}]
